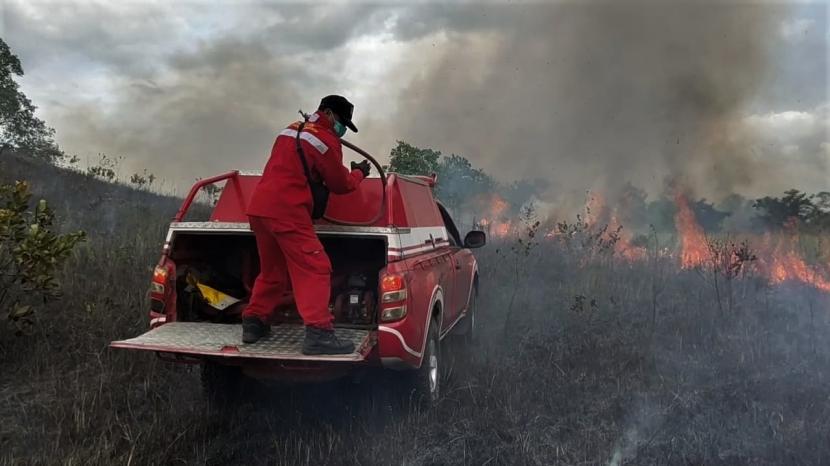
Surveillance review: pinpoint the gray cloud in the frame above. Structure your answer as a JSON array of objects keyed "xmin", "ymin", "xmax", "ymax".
[
  {"xmin": 744, "ymin": 105, "xmax": 829, "ymax": 195},
  {"xmin": 52, "ymin": 37, "xmax": 310, "ymax": 190},
  {"xmin": 3, "ymin": 0, "xmax": 827, "ymax": 202},
  {"xmin": 3, "ymin": 1, "xmax": 393, "ymax": 189},
  {"xmin": 3, "ymin": 2, "xmax": 181, "ymax": 76},
  {"xmin": 3, "ymin": 1, "xmax": 388, "ymax": 81},
  {"xmin": 761, "ymin": 3, "xmax": 828, "ymax": 112}
]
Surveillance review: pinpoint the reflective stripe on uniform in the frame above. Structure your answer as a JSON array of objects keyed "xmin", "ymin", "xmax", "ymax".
[
  {"xmin": 277, "ymin": 128, "xmax": 329, "ymax": 154},
  {"xmin": 278, "ymin": 128, "xmax": 297, "ymax": 138}
]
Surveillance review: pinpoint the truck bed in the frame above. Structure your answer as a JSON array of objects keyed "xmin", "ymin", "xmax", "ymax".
[{"xmin": 110, "ymin": 322, "xmax": 374, "ymax": 362}]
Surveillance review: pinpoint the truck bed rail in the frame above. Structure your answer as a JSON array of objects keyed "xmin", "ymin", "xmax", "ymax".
[{"xmin": 174, "ymin": 171, "xmax": 239, "ymax": 222}]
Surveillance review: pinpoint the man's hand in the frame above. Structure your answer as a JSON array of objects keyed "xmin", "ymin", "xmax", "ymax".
[{"xmin": 351, "ymin": 160, "xmax": 371, "ymax": 178}]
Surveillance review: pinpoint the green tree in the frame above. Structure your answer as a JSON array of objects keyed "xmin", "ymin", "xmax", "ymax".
[
  {"xmin": 753, "ymin": 189, "xmax": 816, "ymax": 229},
  {"xmin": 435, "ymin": 154, "xmax": 495, "ymax": 212},
  {"xmin": 645, "ymin": 198, "xmax": 676, "ymax": 233},
  {"xmin": 504, "ymin": 178, "xmax": 550, "ymax": 211},
  {"xmin": 388, "ymin": 141, "xmax": 441, "ymax": 176},
  {"xmin": 618, "ymin": 182, "xmax": 648, "ymax": 227},
  {"xmin": 1, "ymin": 181, "xmax": 85, "ymax": 334},
  {"xmin": 814, "ymin": 191, "xmax": 830, "ymax": 213},
  {"xmin": 0, "ymin": 38, "xmax": 62, "ymax": 161},
  {"xmin": 129, "ymin": 169, "xmax": 156, "ymax": 190},
  {"xmin": 692, "ymin": 198, "xmax": 730, "ymax": 232}
]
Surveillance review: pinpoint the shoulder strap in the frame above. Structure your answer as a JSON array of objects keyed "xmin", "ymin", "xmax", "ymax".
[{"xmin": 295, "ymin": 115, "xmax": 314, "ymax": 184}]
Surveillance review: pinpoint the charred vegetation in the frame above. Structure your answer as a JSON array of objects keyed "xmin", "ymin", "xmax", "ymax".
[{"xmin": 1, "ymin": 155, "xmax": 829, "ymax": 465}]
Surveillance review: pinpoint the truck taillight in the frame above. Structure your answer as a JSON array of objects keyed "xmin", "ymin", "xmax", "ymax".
[
  {"xmin": 151, "ymin": 265, "xmax": 168, "ymax": 294},
  {"xmin": 381, "ymin": 305, "xmax": 407, "ymax": 322},
  {"xmin": 382, "ymin": 290, "xmax": 407, "ymax": 303},
  {"xmin": 150, "ymin": 265, "xmax": 168, "ymax": 294},
  {"xmin": 381, "ymin": 275, "xmax": 404, "ymax": 292},
  {"xmin": 149, "ymin": 258, "xmax": 176, "ymax": 321},
  {"xmin": 150, "ymin": 260, "xmax": 175, "ymax": 299},
  {"xmin": 380, "ymin": 274, "xmax": 407, "ymax": 322},
  {"xmin": 153, "ymin": 265, "xmax": 168, "ymax": 283}
]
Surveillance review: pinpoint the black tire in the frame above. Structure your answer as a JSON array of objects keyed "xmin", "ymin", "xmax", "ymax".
[
  {"xmin": 406, "ymin": 318, "xmax": 440, "ymax": 408},
  {"xmin": 201, "ymin": 362, "xmax": 241, "ymax": 408},
  {"xmin": 460, "ymin": 286, "xmax": 478, "ymax": 346},
  {"xmin": 445, "ymin": 287, "xmax": 477, "ymax": 377}
]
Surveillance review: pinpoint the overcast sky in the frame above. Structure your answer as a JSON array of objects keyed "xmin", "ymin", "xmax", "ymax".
[{"xmin": 1, "ymin": 0, "xmax": 827, "ymax": 200}]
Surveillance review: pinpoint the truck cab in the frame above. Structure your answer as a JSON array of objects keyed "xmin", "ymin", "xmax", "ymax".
[{"xmin": 111, "ymin": 170, "xmax": 485, "ymax": 404}]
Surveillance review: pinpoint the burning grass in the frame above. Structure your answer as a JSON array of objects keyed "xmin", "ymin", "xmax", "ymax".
[{"xmin": 543, "ymin": 189, "xmax": 830, "ymax": 296}]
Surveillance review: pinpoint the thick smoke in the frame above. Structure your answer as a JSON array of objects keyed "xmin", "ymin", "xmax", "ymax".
[{"xmin": 390, "ymin": 1, "xmax": 790, "ymax": 204}]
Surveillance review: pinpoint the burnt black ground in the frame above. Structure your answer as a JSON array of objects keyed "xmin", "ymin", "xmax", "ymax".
[{"xmin": 1, "ymin": 155, "xmax": 829, "ymax": 465}]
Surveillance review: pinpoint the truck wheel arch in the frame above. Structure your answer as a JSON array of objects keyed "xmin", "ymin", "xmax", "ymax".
[
  {"xmin": 429, "ymin": 284, "xmax": 444, "ymax": 333},
  {"xmin": 420, "ymin": 284, "xmax": 443, "ymax": 363},
  {"xmin": 468, "ymin": 262, "xmax": 479, "ymax": 303}
]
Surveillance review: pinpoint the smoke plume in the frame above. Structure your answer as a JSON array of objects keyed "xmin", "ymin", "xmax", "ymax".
[{"xmin": 390, "ymin": 1, "xmax": 790, "ymax": 203}]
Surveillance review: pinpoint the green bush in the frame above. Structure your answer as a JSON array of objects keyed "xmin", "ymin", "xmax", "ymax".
[{"xmin": 0, "ymin": 180, "xmax": 85, "ymax": 334}]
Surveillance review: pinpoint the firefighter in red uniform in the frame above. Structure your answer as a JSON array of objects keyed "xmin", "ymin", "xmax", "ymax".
[{"xmin": 243, "ymin": 95, "xmax": 371, "ymax": 354}]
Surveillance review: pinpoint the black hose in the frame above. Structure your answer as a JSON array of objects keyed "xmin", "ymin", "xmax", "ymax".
[{"xmin": 322, "ymin": 139, "xmax": 388, "ymax": 226}]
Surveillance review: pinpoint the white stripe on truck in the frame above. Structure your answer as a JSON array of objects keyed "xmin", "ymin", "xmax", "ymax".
[{"xmin": 167, "ymin": 223, "xmax": 452, "ymax": 259}]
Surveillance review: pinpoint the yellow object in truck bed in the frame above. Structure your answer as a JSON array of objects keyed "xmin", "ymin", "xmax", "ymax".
[{"xmin": 195, "ymin": 282, "xmax": 240, "ymax": 310}]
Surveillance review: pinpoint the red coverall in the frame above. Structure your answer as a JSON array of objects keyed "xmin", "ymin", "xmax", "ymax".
[{"xmin": 244, "ymin": 111, "xmax": 365, "ymax": 329}]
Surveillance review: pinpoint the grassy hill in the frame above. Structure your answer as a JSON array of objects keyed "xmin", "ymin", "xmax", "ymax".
[
  {"xmin": 0, "ymin": 152, "xmax": 185, "ymax": 235},
  {"xmin": 1, "ymin": 154, "xmax": 829, "ymax": 465}
]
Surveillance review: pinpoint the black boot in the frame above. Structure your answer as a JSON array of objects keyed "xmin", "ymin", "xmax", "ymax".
[
  {"xmin": 302, "ymin": 327, "xmax": 355, "ymax": 355},
  {"xmin": 241, "ymin": 317, "xmax": 270, "ymax": 344}
]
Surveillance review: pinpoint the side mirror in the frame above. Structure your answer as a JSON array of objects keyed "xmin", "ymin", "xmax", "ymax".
[{"xmin": 464, "ymin": 230, "xmax": 487, "ymax": 249}]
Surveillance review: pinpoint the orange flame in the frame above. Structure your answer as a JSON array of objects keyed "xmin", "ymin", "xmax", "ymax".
[
  {"xmin": 757, "ymin": 224, "xmax": 830, "ymax": 292},
  {"xmin": 477, "ymin": 194, "xmax": 512, "ymax": 238},
  {"xmin": 584, "ymin": 192, "xmax": 605, "ymax": 228},
  {"xmin": 608, "ymin": 214, "xmax": 646, "ymax": 261},
  {"xmin": 479, "ymin": 218, "xmax": 512, "ymax": 238},
  {"xmin": 674, "ymin": 191, "xmax": 708, "ymax": 268},
  {"xmin": 672, "ymin": 192, "xmax": 830, "ymax": 292},
  {"xmin": 491, "ymin": 195, "xmax": 509, "ymax": 218},
  {"xmin": 485, "ymin": 187, "xmax": 830, "ymax": 293},
  {"xmin": 544, "ymin": 191, "xmax": 646, "ymax": 261}
]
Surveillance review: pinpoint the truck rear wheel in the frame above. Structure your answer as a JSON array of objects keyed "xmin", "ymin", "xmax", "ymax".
[
  {"xmin": 459, "ymin": 287, "xmax": 478, "ymax": 346},
  {"xmin": 444, "ymin": 288, "xmax": 478, "ymax": 379},
  {"xmin": 201, "ymin": 362, "xmax": 241, "ymax": 408},
  {"xmin": 406, "ymin": 318, "xmax": 440, "ymax": 407}
]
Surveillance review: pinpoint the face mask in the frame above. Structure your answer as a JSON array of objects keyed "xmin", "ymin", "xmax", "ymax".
[{"xmin": 333, "ymin": 120, "xmax": 347, "ymax": 138}]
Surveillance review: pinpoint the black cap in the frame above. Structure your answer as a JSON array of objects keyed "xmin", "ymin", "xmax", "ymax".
[{"xmin": 318, "ymin": 95, "xmax": 358, "ymax": 133}]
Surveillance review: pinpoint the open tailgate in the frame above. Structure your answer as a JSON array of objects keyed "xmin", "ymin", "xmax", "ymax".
[{"xmin": 110, "ymin": 322, "xmax": 375, "ymax": 362}]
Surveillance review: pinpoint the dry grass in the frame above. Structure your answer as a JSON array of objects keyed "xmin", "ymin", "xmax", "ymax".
[{"xmin": 1, "ymin": 155, "xmax": 829, "ymax": 465}]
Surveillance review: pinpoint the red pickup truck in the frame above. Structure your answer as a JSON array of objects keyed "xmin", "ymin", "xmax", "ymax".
[{"xmin": 111, "ymin": 169, "xmax": 485, "ymax": 405}]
